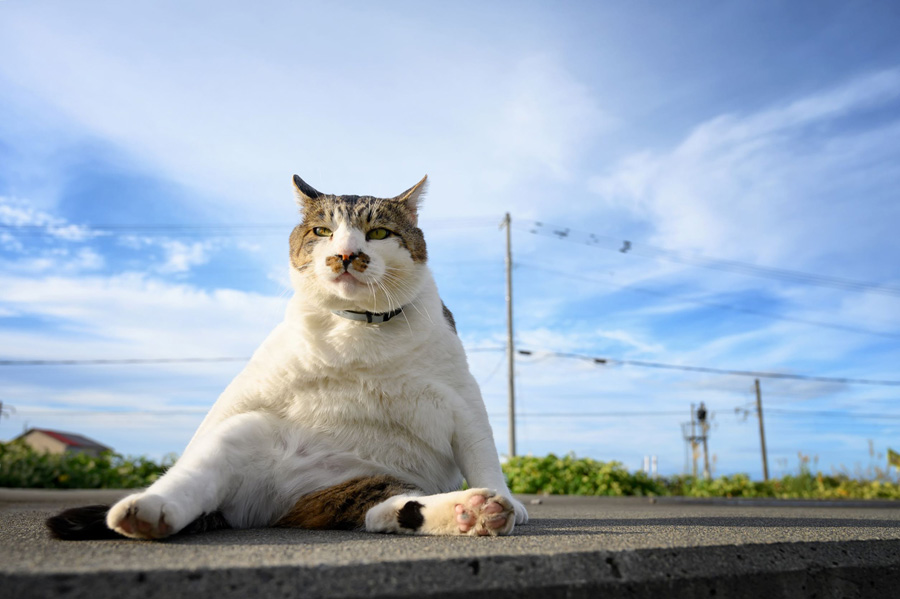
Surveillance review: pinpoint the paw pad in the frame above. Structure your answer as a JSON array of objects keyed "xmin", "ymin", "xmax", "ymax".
[{"xmin": 454, "ymin": 491, "xmax": 513, "ymax": 536}]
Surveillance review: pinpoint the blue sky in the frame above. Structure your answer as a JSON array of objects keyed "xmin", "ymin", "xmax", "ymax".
[{"xmin": 1, "ymin": 1, "xmax": 899, "ymax": 479}]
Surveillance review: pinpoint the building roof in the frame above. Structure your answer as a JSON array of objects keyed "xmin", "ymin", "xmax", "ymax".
[{"xmin": 17, "ymin": 428, "xmax": 111, "ymax": 452}]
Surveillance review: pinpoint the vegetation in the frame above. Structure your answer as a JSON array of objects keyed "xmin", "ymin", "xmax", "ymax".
[
  {"xmin": 503, "ymin": 453, "xmax": 900, "ymax": 500},
  {"xmin": 3, "ymin": 442, "xmax": 899, "ymax": 500},
  {"xmin": 0, "ymin": 440, "xmax": 173, "ymax": 489}
]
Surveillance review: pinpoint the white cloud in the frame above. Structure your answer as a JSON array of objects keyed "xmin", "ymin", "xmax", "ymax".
[
  {"xmin": 0, "ymin": 196, "xmax": 99, "ymax": 244},
  {"xmin": 588, "ymin": 68, "xmax": 900, "ymax": 271},
  {"xmin": 0, "ymin": 273, "xmax": 287, "ymax": 359},
  {"xmin": 0, "ymin": 272, "xmax": 290, "ymax": 451},
  {"xmin": 486, "ymin": 55, "xmax": 610, "ymax": 183},
  {"xmin": 157, "ymin": 240, "xmax": 215, "ymax": 274}
]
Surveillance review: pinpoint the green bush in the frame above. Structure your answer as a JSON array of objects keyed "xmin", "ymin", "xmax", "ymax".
[
  {"xmin": 0, "ymin": 440, "xmax": 174, "ymax": 489},
  {"xmin": 503, "ymin": 453, "xmax": 667, "ymax": 496},
  {"xmin": 4, "ymin": 442, "xmax": 900, "ymax": 500},
  {"xmin": 502, "ymin": 453, "xmax": 900, "ymax": 500}
]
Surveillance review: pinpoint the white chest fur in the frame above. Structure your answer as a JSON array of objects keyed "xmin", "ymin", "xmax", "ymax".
[{"xmin": 188, "ymin": 276, "xmax": 471, "ymax": 495}]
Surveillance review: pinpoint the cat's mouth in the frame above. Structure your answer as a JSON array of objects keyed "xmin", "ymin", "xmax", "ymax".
[{"xmin": 332, "ymin": 271, "xmax": 362, "ymax": 287}]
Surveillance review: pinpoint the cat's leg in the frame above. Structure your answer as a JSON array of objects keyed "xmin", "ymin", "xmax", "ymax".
[
  {"xmin": 106, "ymin": 412, "xmax": 276, "ymax": 539},
  {"xmin": 365, "ymin": 488, "xmax": 516, "ymax": 537}
]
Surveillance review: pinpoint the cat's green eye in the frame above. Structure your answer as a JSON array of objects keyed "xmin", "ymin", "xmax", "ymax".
[
  {"xmin": 367, "ymin": 228, "xmax": 391, "ymax": 240},
  {"xmin": 312, "ymin": 227, "xmax": 333, "ymax": 237}
]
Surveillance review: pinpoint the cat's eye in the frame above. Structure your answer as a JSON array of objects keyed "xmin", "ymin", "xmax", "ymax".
[
  {"xmin": 312, "ymin": 227, "xmax": 333, "ymax": 237},
  {"xmin": 367, "ymin": 228, "xmax": 391, "ymax": 240}
]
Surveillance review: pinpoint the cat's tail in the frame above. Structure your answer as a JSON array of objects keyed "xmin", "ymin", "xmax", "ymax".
[{"xmin": 46, "ymin": 505, "xmax": 231, "ymax": 541}]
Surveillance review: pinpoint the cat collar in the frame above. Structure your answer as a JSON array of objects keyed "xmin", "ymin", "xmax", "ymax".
[{"xmin": 331, "ymin": 307, "xmax": 404, "ymax": 324}]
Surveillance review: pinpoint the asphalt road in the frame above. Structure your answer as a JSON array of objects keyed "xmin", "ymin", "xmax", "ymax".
[{"xmin": 2, "ymin": 489, "xmax": 900, "ymax": 598}]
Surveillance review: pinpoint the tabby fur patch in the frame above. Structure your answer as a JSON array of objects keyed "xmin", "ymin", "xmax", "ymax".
[{"xmin": 276, "ymin": 475, "xmax": 421, "ymax": 531}]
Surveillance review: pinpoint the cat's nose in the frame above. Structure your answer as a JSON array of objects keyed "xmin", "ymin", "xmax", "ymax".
[{"xmin": 338, "ymin": 253, "xmax": 357, "ymax": 269}]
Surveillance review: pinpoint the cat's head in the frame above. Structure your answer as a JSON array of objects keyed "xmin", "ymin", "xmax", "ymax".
[{"xmin": 289, "ymin": 175, "xmax": 429, "ymax": 313}]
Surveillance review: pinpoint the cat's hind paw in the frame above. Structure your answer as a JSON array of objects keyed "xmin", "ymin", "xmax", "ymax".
[{"xmin": 106, "ymin": 493, "xmax": 186, "ymax": 540}]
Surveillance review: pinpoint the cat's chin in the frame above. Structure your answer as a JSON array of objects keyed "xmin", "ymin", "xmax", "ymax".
[{"xmin": 327, "ymin": 273, "xmax": 370, "ymax": 302}]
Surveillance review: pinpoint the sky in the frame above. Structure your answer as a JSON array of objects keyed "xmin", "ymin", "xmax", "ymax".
[{"xmin": 1, "ymin": 1, "xmax": 899, "ymax": 480}]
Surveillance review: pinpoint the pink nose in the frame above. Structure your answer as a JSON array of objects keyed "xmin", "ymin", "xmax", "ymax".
[{"xmin": 337, "ymin": 253, "xmax": 357, "ymax": 269}]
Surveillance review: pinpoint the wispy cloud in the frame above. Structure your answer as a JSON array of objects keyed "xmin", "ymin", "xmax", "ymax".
[
  {"xmin": 588, "ymin": 68, "xmax": 900, "ymax": 269},
  {"xmin": 157, "ymin": 240, "xmax": 216, "ymax": 274},
  {"xmin": 487, "ymin": 55, "xmax": 610, "ymax": 183},
  {"xmin": 0, "ymin": 196, "xmax": 100, "ymax": 245}
]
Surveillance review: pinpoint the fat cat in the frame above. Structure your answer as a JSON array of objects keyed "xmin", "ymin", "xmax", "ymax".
[{"xmin": 47, "ymin": 175, "xmax": 528, "ymax": 540}]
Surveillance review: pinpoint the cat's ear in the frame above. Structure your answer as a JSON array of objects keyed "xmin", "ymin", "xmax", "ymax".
[
  {"xmin": 394, "ymin": 175, "xmax": 427, "ymax": 225},
  {"xmin": 293, "ymin": 175, "xmax": 323, "ymax": 208}
]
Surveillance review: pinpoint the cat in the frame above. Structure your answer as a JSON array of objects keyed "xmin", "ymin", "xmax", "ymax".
[{"xmin": 47, "ymin": 174, "xmax": 528, "ymax": 540}]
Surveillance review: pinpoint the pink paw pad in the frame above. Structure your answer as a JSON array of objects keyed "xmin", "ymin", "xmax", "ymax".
[{"xmin": 455, "ymin": 493, "xmax": 510, "ymax": 535}]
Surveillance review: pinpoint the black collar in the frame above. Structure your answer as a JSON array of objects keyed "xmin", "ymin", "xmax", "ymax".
[{"xmin": 331, "ymin": 307, "xmax": 404, "ymax": 324}]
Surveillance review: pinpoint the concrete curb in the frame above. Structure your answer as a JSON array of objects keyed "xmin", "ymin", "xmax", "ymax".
[
  {"xmin": 4, "ymin": 540, "xmax": 899, "ymax": 599},
  {"xmin": 4, "ymin": 491, "xmax": 900, "ymax": 598}
]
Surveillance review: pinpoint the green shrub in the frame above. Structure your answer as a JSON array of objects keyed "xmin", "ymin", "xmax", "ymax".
[
  {"xmin": 503, "ymin": 453, "xmax": 667, "ymax": 496},
  {"xmin": 502, "ymin": 452, "xmax": 900, "ymax": 500},
  {"xmin": 0, "ymin": 440, "xmax": 174, "ymax": 489},
  {"xmin": 4, "ymin": 441, "xmax": 900, "ymax": 499}
]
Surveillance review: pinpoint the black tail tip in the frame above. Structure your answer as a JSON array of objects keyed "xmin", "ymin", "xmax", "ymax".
[{"xmin": 46, "ymin": 505, "xmax": 124, "ymax": 540}]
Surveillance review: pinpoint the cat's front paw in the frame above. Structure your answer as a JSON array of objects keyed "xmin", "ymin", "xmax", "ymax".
[
  {"xmin": 107, "ymin": 493, "xmax": 187, "ymax": 540},
  {"xmin": 509, "ymin": 495, "xmax": 529, "ymax": 525},
  {"xmin": 454, "ymin": 489, "xmax": 516, "ymax": 536}
]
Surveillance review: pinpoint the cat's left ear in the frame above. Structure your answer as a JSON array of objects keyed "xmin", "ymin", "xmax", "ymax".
[
  {"xmin": 394, "ymin": 175, "xmax": 428, "ymax": 225},
  {"xmin": 293, "ymin": 175, "xmax": 323, "ymax": 210}
]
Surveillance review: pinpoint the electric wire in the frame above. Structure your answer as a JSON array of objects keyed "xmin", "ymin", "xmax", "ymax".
[
  {"xmin": 5, "ymin": 347, "xmax": 897, "ymax": 388},
  {"xmin": 515, "ymin": 349, "xmax": 900, "ymax": 387},
  {"xmin": 515, "ymin": 219, "xmax": 900, "ymax": 298},
  {"xmin": 0, "ymin": 217, "xmax": 500, "ymax": 237}
]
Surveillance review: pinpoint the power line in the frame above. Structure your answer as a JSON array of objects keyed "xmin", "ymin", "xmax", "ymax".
[
  {"xmin": 765, "ymin": 408, "xmax": 900, "ymax": 420},
  {"xmin": 18, "ymin": 408, "xmax": 208, "ymax": 416},
  {"xmin": 515, "ymin": 349, "xmax": 900, "ymax": 387},
  {"xmin": 0, "ymin": 347, "xmax": 506, "ymax": 366},
  {"xmin": 17, "ymin": 405, "xmax": 900, "ymax": 421},
  {"xmin": 0, "ymin": 217, "xmax": 500, "ymax": 238},
  {"xmin": 509, "ymin": 411, "xmax": 686, "ymax": 418},
  {"xmin": 519, "ymin": 262, "xmax": 900, "ymax": 340},
  {"xmin": 4, "ymin": 347, "xmax": 897, "ymax": 387},
  {"xmin": 516, "ymin": 220, "xmax": 900, "ymax": 298},
  {"xmin": 0, "ymin": 357, "xmax": 249, "ymax": 366}
]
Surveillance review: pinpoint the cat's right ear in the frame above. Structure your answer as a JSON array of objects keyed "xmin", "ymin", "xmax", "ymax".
[{"xmin": 293, "ymin": 175, "xmax": 323, "ymax": 208}]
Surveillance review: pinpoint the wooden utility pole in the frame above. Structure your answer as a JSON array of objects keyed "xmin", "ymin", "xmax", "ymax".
[
  {"xmin": 502, "ymin": 213, "xmax": 516, "ymax": 457},
  {"xmin": 755, "ymin": 379, "xmax": 770, "ymax": 481}
]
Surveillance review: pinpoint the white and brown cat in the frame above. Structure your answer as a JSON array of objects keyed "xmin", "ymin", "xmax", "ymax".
[{"xmin": 48, "ymin": 175, "xmax": 528, "ymax": 540}]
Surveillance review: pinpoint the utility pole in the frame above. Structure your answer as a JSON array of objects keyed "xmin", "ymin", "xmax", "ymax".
[
  {"xmin": 501, "ymin": 213, "xmax": 516, "ymax": 457},
  {"xmin": 755, "ymin": 379, "xmax": 770, "ymax": 481}
]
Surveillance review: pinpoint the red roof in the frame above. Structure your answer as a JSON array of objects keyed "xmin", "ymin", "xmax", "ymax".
[
  {"xmin": 22, "ymin": 428, "xmax": 111, "ymax": 451},
  {"xmin": 36, "ymin": 429, "xmax": 80, "ymax": 446}
]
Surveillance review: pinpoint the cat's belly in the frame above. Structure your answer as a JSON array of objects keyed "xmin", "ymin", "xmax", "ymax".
[{"xmin": 280, "ymin": 375, "xmax": 462, "ymax": 493}]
